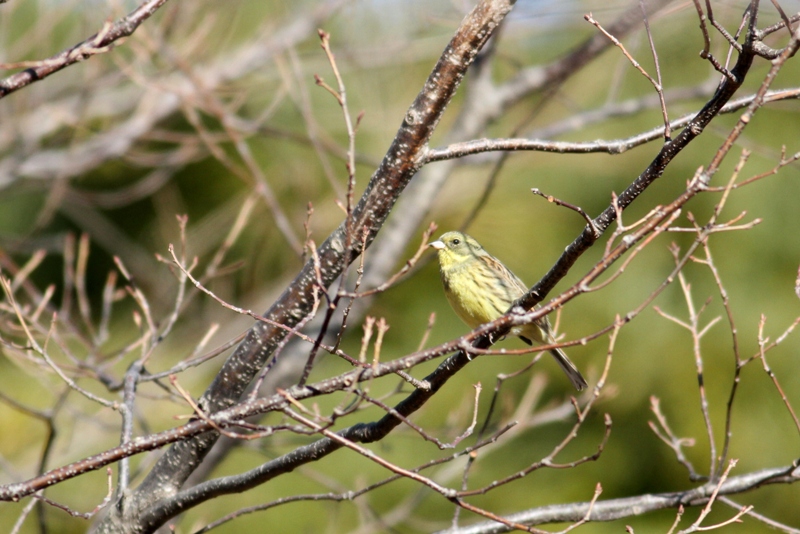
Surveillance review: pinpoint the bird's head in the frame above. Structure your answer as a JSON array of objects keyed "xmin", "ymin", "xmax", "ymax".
[{"xmin": 429, "ymin": 231, "xmax": 483, "ymax": 269}]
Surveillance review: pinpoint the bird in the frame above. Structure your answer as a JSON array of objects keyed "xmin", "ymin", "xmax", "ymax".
[{"xmin": 429, "ymin": 231, "xmax": 587, "ymax": 390}]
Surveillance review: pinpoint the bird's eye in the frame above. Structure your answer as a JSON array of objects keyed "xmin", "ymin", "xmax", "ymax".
[{"xmin": 452, "ymin": 238, "xmax": 460, "ymax": 245}]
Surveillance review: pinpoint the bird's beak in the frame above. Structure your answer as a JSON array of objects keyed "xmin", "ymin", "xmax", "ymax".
[{"xmin": 429, "ymin": 240, "xmax": 445, "ymax": 250}]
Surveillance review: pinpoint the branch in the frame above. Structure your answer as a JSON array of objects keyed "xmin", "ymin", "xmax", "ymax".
[
  {"xmin": 96, "ymin": 1, "xmax": 517, "ymax": 531},
  {"xmin": 422, "ymin": 87, "xmax": 800, "ymax": 162},
  {"xmin": 518, "ymin": 0, "xmax": 764, "ymax": 312},
  {"xmin": 439, "ymin": 464, "xmax": 800, "ymax": 533},
  {"xmin": 0, "ymin": 0, "xmax": 171, "ymax": 98}
]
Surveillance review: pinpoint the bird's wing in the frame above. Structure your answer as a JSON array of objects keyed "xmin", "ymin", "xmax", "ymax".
[{"xmin": 483, "ymin": 253, "xmax": 528, "ymax": 299}]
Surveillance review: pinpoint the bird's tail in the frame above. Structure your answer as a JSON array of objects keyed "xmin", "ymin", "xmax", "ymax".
[{"xmin": 549, "ymin": 348, "xmax": 587, "ymax": 391}]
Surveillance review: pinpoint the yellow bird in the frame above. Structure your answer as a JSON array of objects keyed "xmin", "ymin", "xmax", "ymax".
[{"xmin": 430, "ymin": 231, "xmax": 587, "ymax": 390}]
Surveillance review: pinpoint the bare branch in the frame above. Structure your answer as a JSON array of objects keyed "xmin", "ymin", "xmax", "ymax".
[{"xmin": 0, "ymin": 0, "xmax": 171, "ymax": 98}]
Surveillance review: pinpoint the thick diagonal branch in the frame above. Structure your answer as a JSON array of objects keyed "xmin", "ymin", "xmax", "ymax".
[
  {"xmin": 97, "ymin": 1, "xmax": 516, "ymax": 532},
  {"xmin": 518, "ymin": 1, "xmax": 760, "ymax": 310}
]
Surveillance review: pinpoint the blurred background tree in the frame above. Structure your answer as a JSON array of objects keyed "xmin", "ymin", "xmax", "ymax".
[{"xmin": 0, "ymin": 0, "xmax": 799, "ymax": 532}]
